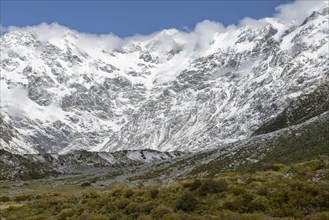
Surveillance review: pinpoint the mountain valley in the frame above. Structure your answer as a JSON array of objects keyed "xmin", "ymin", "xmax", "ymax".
[{"xmin": 0, "ymin": 3, "xmax": 329, "ymax": 219}]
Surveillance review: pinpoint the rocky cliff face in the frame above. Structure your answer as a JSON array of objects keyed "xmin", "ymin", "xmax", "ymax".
[
  {"xmin": 1, "ymin": 7, "xmax": 328, "ymax": 154},
  {"xmin": 0, "ymin": 114, "xmax": 37, "ymax": 154},
  {"xmin": 253, "ymin": 77, "xmax": 329, "ymax": 135}
]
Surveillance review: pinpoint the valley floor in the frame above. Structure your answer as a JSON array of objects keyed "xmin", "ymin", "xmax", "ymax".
[{"xmin": 1, "ymin": 157, "xmax": 329, "ymax": 220}]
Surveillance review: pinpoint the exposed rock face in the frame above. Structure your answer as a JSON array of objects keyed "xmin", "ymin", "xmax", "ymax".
[
  {"xmin": 0, "ymin": 115, "xmax": 37, "ymax": 154},
  {"xmin": 1, "ymin": 7, "xmax": 328, "ymax": 154},
  {"xmin": 0, "ymin": 149, "xmax": 187, "ymax": 180},
  {"xmin": 253, "ymin": 78, "xmax": 329, "ymax": 135}
]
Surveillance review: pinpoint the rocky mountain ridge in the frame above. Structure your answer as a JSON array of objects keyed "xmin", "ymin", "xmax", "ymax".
[
  {"xmin": 0, "ymin": 149, "xmax": 186, "ymax": 180},
  {"xmin": 1, "ymin": 72, "xmax": 328, "ymax": 180},
  {"xmin": 0, "ymin": 6, "xmax": 328, "ymax": 154}
]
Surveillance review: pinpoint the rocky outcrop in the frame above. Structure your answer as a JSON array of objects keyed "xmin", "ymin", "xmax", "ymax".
[{"xmin": 0, "ymin": 149, "xmax": 187, "ymax": 180}]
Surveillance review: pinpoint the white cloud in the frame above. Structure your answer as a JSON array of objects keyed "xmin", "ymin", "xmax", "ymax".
[
  {"xmin": 239, "ymin": 17, "xmax": 266, "ymax": 28},
  {"xmin": 274, "ymin": 0, "xmax": 327, "ymax": 24},
  {"xmin": 74, "ymin": 31, "xmax": 123, "ymax": 52},
  {"xmin": 6, "ymin": 22, "xmax": 123, "ymax": 53},
  {"xmin": 194, "ymin": 20, "xmax": 226, "ymax": 35},
  {"xmin": 194, "ymin": 20, "xmax": 226, "ymax": 42},
  {"xmin": 8, "ymin": 22, "xmax": 70, "ymax": 42},
  {"xmin": 2, "ymin": 0, "xmax": 327, "ymax": 54}
]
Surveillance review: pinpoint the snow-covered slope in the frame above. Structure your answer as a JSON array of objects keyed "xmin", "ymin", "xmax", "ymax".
[
  {"xmin": 0, "ymin": 114, "xmax": 37, "ymax": 154},
  {"xmin": 1, "ymin": 6, "xmax": 328, "ymax": 154}
]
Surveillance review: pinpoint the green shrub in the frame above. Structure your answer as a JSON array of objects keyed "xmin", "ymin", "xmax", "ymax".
[
  {"xmin": 80, "ymin": 210, "xmax": 91, "ymax": 220},
  {"xmin": 222, "ymin": 201, "xmax": 239, "ymax": 211},
  {"xmin": 26, "ymin": 216, "xmax": 48, "ymax": 220},
  {"xmin": 85, "ymin": 190, "xmax": 101, "ymax": 199},
  {"xmin": 0, "ymin": 196, "xmax": 10, "ymax": 202},
  {"xmin": 162, "ymin": 213, "xmax": 191, "ymax": 220},
  {"xmin": 138, "ymin": 202, "xmax": 155, "ymax": 214},
  {"xmin": 241, "ymin": 193, "xmax": 254, "ymax": 203},
  {"xmin": 183, "ymin": 179, "xmax": 202, "ymax": 191},
  {"xmin": 110, "ymin": 188, "xmax": 123, "ymax": 197},
  {"xmin": 88, "ymin": 215, "xmax": 107, "ymax": 220},
  {"xmin": 59, "ymin": 208, "xmax": 75, "ymax": 220},
  {"xmin": 305, "ymin": 212, "xmax": 329, "ymax": 220},
  {"xmin": 217, "ymin": 211, "xmax": 244, "ymax": 220},
  {"xmin": 223, "ymin": 193, "xmax": 255, "ymax": 213},
  {"xmin": 288, "ymin": 191, "xmax": 313, "ymax": 210},
  {"xmin": 14, "ymin": 194, "xmax": 34, "ymax": 202},
  {"xmin": 230, "ymin": 185, "xmax": 246, "ymax": 195},
  {"xmin": 137, "ymin": 215, "xmax": 153, "ymax": 220},
  {"xmin": 124, "ymin": 202, "xmax": 139, "ymax": 215},
  {"xmin": 302, "ymin": 184, "xmax": 320, "ymax": 196},
  {"xmin": 116, "ymin": 198, "xmax": 130, "ymax": 209},
  {"xmin": 151, "ymin": 205, "xmax": 171, "ymax": 219},
  {"xmin": 199, "ymin": 179, "xmax": 228, "ymax": 195},
  {"xmin": 123, "ymin": 188, "xmax": 134, "ymax": 198},
  {"xmin": 247, "ymin": 197, "xmax": 268, "ymax": 212},
  {"xmin": 149, "ymin": 188, "xmax": 159, "ymax": 199},
  {"xmin": 175, "ymin": 192, "xmax": 197, "ymax": 212},
  {"xmin": 256, "ymin": 186, "xmax": 268, "ymax": 196}
]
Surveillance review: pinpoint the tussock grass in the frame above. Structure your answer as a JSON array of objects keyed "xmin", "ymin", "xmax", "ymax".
[{"xmin": 1, "ymin": 157, "xmax": 328, "ymax": 219}]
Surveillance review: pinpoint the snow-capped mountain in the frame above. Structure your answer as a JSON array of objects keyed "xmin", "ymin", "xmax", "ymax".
[{"xmin": 1, "ymin": 6, "xmax": 328, "ymax": 154}]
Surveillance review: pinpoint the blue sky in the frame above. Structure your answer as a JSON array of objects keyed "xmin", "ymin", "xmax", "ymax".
[{"xmin": 1, "ymin": 0, "xmax": 294, "ymax": 37}]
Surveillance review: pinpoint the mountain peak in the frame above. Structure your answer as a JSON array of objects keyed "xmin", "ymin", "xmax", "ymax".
[{"xmin": 1, "ymin": 9, "xmax": 328, "ymax": 154}]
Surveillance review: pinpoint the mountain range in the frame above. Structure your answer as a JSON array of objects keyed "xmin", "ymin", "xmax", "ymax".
[{"xmin": 0, "ymin": 5, "xmax": 328, "ymax": 179}]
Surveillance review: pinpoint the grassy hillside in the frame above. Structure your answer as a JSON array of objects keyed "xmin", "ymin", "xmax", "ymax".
[
  {"xmin": 1, "ymin": 157, "xmax": 328, "ymax": 219},
  {"xmin": 187, "ymin": 112, "xmax": 329, "ymax": 177}
]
